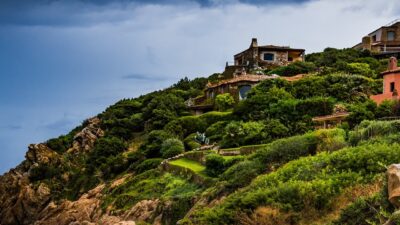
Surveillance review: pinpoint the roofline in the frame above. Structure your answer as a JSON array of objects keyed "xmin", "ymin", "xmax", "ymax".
[
  {"xmin": 368, "ymin": 21, "xmax": 400, "ymax": 35},
  {"xmin": 234, "ymin": 46, "xmax": 305, "ymax": 58}
]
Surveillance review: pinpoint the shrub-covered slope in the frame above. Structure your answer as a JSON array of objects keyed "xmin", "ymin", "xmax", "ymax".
[{"xmin": 2, "ymin": 48, "xmax": 400, "ymax": 225}]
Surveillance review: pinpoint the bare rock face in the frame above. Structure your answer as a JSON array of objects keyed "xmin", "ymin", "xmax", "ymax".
[
  {"xmin": 34, "ymin": 184, "xmax": 105, "ymax": 225},
  {"xmin": 388, "ymin": 164, "xmax": 400, "ymax": 207},
  {"xmin": 34, "ymin": 184, "xmax": 137, "ymax": 225},
  {"xmin": 0, "ymin": 143, "xmax": 59, "ymax": 225},
  {"xmin": 68, "ymin": 117, "xmax": 104, "ymax": 154},
  {"xmin": 123, "ymin": 199, "xmax": 161, "ymax": 221}
]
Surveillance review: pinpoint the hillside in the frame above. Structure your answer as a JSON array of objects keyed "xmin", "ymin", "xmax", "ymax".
[{"xmin": 2, "ymin": 48, "xmax": 400, "ymax": 225}]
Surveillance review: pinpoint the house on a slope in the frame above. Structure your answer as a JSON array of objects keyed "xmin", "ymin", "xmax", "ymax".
[
  {"xmin": 370, "ymin": 57, "xmax": 400, "ymax": 105},
  {"xmin": 353, "ymin": 20, "xmax": 400, "ymax": 57},
  {"xmin": 187, "ymin": 38, "xmax": 305, "ymax": 115}
]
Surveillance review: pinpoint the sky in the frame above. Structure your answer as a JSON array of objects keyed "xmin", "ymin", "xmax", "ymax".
[{"xmin": 0, "ymin": 0, "xmax": 400, "ymax": 174}]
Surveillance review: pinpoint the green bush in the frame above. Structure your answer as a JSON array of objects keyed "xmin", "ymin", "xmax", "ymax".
[
  {"xmin": 215, "ymin": 93, "xmax": 235, "ymax": 111},
  {"xmin": 205, "ymin": 154, "xmax": 225, "ymax": 177},
  {"xmin": 349, "ymin": 120, "xmax": 400, "ymax": 145},
  {"xmin": 139, "ymin": 130, "xmax": 173, "ymax": 158},
  {"xmin": 205, "ymin": 121, "xmax": 228, "ymax": 142},
  {"xmin": 315, "ymin": 128, "xmax": 347, "ymax": 152},
  {"xmin": 161, "ymin": 138, "xmax": 185, "ymax": 158},
  {"xmin": 268, "ymin": 61, "xmax": 316, "ymax": 77},
  {"xmin": 251, "ymin": 133, "xmax": 319, "ymax": 166},
  {"xmin": 194, "ymin": 142, "xmax": 400, "ymax": 224},
  {"xmin": 221, "ymin": 160, "xmax": 263, "ymax": 189},
  {"xmin": 184, "ymin": 133, "xmax": 201, "ymax": 150},
  {"xmin": 135, "ymin": 158, "xmax": 163, "ymax": 173}
]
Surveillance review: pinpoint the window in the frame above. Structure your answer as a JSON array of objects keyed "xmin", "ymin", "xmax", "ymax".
[
  {"xmin": 388, "ymin": 31, "xmax": 395, "ymax": 41},
  {"xmin": 263, "ymin": 53, "xmax": 275, "ymax": 61},
  {"xmin": 288, "ymin": 56, "xmax": 293, "ymax": 62},
  {"xmin": 372, "ymin": 35, "xmax": 377, "ymax": 42},
  {"xmin": 390, "ymin": 82, "xmax": 395, "ymax": 92},
  {"xmin": 239, "ymin": 85, "xmax": 251, "ymax": 100}
]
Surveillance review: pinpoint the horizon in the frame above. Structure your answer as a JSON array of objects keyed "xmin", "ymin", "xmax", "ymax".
[{"xmin": 1, "ymin": 0, "xmax": 400, "ymax": 175}]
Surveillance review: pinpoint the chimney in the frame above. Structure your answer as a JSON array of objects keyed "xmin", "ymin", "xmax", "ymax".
[
  {"xmin": 389, "ymin": 57, "xmax": 398, "ymax": 70},
  {"xmin": 250, "ymin": 38, "xmax": 258, "ymax": 48}
]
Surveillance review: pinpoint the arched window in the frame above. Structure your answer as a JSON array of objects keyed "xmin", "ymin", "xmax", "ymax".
[{"xmin": 239, "ymin": 85, "xmax": 251, "ymax": 100}]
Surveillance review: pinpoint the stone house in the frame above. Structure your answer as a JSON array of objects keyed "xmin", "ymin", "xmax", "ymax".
[
  {"xmin": 370, "ymin": 57, "xmax": 400, "ymax": 104},
  {"xmin": 187, "ymin": 38, "xmax": 306, "ymax": 115},
  {"xmin": 353, "ymin": 20, "xmax": 400, "ymax": 55},
  {"xmin": 233, "ymin": 38, "xmax": 305, "ymax": 70}
]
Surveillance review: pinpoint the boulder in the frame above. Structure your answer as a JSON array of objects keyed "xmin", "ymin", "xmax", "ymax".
[{"xmin": 387, "ymin": 164, "xmax": 400, "ymax": 207}]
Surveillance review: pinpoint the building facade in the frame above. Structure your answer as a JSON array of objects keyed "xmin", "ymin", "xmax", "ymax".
[
  {"xmin": 370, "ymin": 57, "xmax": 400, "ymax": 104},
  {"xmin": 354, "ymin": 20, "xmax": 400, "ymax": 55},
  {"xmin": 233, "ymin": 38, "xmax": 305, "ymax": 69}
]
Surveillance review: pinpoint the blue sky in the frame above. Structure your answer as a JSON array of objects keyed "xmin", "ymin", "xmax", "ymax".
[{"xmin": 0, "ymin": 0, "xmax": 399, "ymax": 174}]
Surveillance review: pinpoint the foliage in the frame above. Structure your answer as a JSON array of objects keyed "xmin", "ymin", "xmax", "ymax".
[
  {"xmin": 135, "ymin": 158, "xmax": 163, "ymax": 174},
  {"xmin": 194, "ymin": 142, "xmax": 400, "ymax": 224},
  {"xmin": 348, "ymin": 120, "xmax": 400, "ymax": 145},
  {"xmin": 161, "ymin": 138, "xmax": 185, "ymax": 158},
  {"xmin": 251, "ymin": 132, "xmax": 319, "ymax": 167},
  {"xmin": 184, "ymin": 133, "xmax": 202, "ymax": 150},
  {"xmin": 139, "ymin": 130, "xmax": 174, "ymax": 158},
  {"xmin": 215, "ymin": 93, "xmax": 235, "ymax": 111},
  {"xmin": 205, "ymin": 154, "xmax": 226, "ymax": 177},
  {"xmin": 268, "ymin": 61, "xmax": 317, "ymax": 76},
  {"xmin": 86, "ymin": 137, "xmax": 128, "ymax": 177},
  {"xmin": 169, "ymin": 158, "xmax": 206, "ymax": 175},
  {"xmin": 142, "ymin": 93, "xmax": 187, "ymax": 130}
]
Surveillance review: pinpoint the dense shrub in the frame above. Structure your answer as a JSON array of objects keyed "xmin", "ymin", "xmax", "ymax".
[
  {"xmin": 135, "ymin": 158, "xmax": 163, "ymax": 173},
  {"xmin": 215, "ymin": 93, "xmax": 235, "ymax": 111},
  {"xmin": 349, "ymin": 120, "xmax": 400, "ymax": 145},
  {"xmin": 86, "ymin": 137, "xmax": 127, "ymax": 175},
  {"xmin": 161, "ymin": 138, "xmax": 185, "ymax": 158},
  {"xmin": 221, "ymin": 160, "xmax": 264, "ymax": 188},
  {"xmin": 315, "ymin": 128, "xmax": 347, "ymax": 152},
  {"xmin": 139, "ymin": 130, "xmax": 173, "ymax": 158},
  {"xmin": 195, "ymin": 143, "xmax": 400, "ymax": 224},
  {"xmin": 221, "ymin": 121, "xmax": 266, "ymax": 148},
  {"xmin": 184, "ymin": 133, "xmax": 201, "ymax": 150},
  {"xmin": 251, "ymin": 133, "xmax": 319, "ymax": 166},
  {"xmin": 205, "ymin": 121, "xmax": 228, "ymax": 142},
  {"xmin": 205, "ymin": 154, "xmax": 225, "ymax": 177},
  {"xmin": 268, "ymin": 61, "xmax": 316, "ymax": 76}
]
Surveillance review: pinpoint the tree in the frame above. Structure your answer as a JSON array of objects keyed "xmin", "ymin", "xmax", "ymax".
[
  {"xmin": 161, "ymin": 138, "xmax": 185, "ymax": 158},
  {"xmin": 215, "ymin": 93, "xmax": 235, "ymax": 111}
]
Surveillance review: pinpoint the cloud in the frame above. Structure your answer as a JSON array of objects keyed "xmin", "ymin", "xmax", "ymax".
[
  {"xmin": 0, "ymin": 125, "xmax": 22, "ymax": 130},
  {"xmin": 121, "ymin": 73, "xmax": 168, "ymax": 80}
]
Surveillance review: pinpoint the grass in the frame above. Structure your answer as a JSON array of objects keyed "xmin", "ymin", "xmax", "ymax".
[
  {"xmin": 169, "ymin": 158, "xmax": 206, "ymax": 175},
  {"xmin": 222, "ymin": 155, "xmax": 240, "ymax": 160}
]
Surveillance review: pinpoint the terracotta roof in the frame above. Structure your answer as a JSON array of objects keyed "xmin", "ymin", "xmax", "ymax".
[
  {"xmin": 206, "ymin": 74, "xmax": 276, "ymax": 89},
  {"xmin": 381, "ymin": 68, "xmax": 400, "ymax": 76},
  {"xmin": 312, "ymin": 112, "xmax": 350, "ymax": 122},
  {"xmin": 258, "ymin": 45, "xmax": 305, "ymax": 52}
]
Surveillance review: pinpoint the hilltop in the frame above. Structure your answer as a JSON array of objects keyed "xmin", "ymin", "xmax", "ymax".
[{"xmin": 2, "ymin": 47, "xmax": 400, "ymax": 225}]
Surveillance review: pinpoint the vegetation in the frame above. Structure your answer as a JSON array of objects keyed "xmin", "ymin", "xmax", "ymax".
[{"xmin": 33, "ymin": 48, "xmax": 400, "ymax": 224}]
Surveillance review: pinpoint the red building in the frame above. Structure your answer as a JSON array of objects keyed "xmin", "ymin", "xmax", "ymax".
[{"xmin": 371, "ymin": 57, "xmax": 400, "ymax": 104}]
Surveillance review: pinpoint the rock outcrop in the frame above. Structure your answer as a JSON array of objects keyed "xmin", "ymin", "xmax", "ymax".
[
  {"xmin": 387, "ymin": 164, "xmax": 400, "ymax": 207},
  {"xmin": 68, "ymin": 117, "xmax": 104, "ymax": 154}
]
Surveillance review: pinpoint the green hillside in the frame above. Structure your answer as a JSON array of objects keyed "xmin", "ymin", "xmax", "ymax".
[{"xmin": 25, "ymin": 48, "xmax": 400, "ymax": 224}]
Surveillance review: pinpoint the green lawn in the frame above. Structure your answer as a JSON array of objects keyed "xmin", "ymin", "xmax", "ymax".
[
  {"xmin": 222, "ymin": 155, "xmax": 240, "ymax": 160},
  {"xmin": 169, "ymin": 158, "xmax": 206, "ymax": 175}
]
